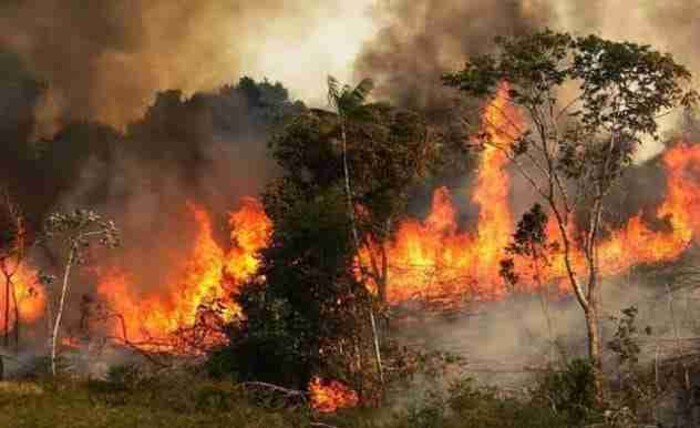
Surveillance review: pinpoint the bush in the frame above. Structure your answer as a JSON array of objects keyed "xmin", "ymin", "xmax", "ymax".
[
  {"xmin": 384, "ymin": 377, "xmax": 565, "ymax": 428},
  {"xmin": 533, "ymin": 359, "xmax": 600, "ymax": 426}
]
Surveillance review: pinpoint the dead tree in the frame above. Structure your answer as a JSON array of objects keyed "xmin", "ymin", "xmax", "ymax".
[{"xmin": 43, "ymin": 209, "xmax": 119, "ymax": 376}]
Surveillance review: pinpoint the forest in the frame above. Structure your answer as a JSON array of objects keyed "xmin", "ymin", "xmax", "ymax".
[{"xmin": 3, "ymin": 4, "xmax": 700, "ymax": 427}]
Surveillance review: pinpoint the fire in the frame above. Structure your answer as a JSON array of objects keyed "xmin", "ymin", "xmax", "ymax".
[
  {"xmin": 375, "ymin": 83, "xmax": 522, "ymax": 303},
  {"xmin": 96, "ymin": 198, "xmax": 271, "ymax": 352},
  {"xmin": 373, "ymin": 82, "xmax": 700, "ymax": 305},
  {"xmin": 0, "ymin": 263, "xmax": 45, "ymax": 334},
  {"xmin": 225, "ymin": 197, "xmax": 273, "ymax": 283},
  {"xmin": 308, "ymin": 376, "xmax": 359, "ymax": 413}
]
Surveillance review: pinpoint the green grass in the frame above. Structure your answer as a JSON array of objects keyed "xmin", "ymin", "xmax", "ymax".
[
  {"xmin": 0, "ymin": 367, "xmax": 584, "ymax": 428},
  {"xmin": 0, "ymin": 380, "xmax": 310, "ymax": 428}
]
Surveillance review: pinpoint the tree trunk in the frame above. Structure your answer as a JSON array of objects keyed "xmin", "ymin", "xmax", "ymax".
[
  {"xmin": 50, "ymin": 246, "xmax": 75, "ymax": 376},
  {"xmin": 3, "ymin": 273, "xmax": 9, "ymax": 347},
  {"xmin": 369, "ymin": 309, "xmax": 384, "ymax": 385},
  {"xmin": 584, "ymin": 304, "xmax": 604, "ymax": 404},
  {"xmin": 339, "ymin": 119, "xmax": 384, "ymax": 388},
  {"xmin": 11, "ymin": 279, "xmax": 19, "ymax": 349}
]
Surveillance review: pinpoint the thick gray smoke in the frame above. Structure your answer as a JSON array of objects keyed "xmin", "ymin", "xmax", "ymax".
[
  {"xmin": 0, "ymin": 0, "xmax": 322, "ymax": 136},
  {"xmin": 356, "ymin": 0, "xmax": 700, "ymax": 158},
  {"xmin": 355, "ymin": 0, "xmax": 546, "ymax": 111}
]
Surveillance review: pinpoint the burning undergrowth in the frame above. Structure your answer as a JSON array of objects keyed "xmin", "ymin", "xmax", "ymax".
[{"xmin": 5, "ymin": 81, "xmax": 700, "ymax": 360}]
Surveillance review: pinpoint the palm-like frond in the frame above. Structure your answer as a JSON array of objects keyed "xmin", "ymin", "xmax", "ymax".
[{"xmin": 327, "ymin": 76, "xmax": 374, "ymax": 118}]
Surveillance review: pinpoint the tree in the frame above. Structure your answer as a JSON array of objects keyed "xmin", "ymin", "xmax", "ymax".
[
  {"xmin": 0, "ymin": 188, "xmax": 27, "ymax": 349},
  {"xmin": 43, "ymin": 209, "xmax": 119, "ymax": 376},
  {"xmin": 324, "ymin": 77, "xmax": 436, "ymax": 303},
  {"xmin": 326, "ymin": 76, "xmax": 387, "ymax": 385},
  {"xmin": 501, "ymin": 203, "xmax": 559, "ymax": 363},
  {"xmin": 223, "ymin": 188, "xmax": 369, "ymax": 391},
  {"xmin": 217, "ymin": 81, "xmax": 437, "ymax": 400},
  {"xmin": 444, "ymin": 30, "xmax": 696, "ymax": 400}
]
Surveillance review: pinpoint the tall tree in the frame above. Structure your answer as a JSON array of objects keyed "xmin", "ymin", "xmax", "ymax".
[
  {"xmin": 326, "ymin": 76, "xmax": 386, "ymax": 384},
  {"xmin": 444, "ymin": 30, "xmax": 696, "ymax": 400},
  {"xmin": 219, "ymin": 82, "xmax": 437, "ymax": 399}
]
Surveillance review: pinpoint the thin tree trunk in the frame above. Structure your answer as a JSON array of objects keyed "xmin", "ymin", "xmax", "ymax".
[
  {"xmin": 339, "ymin": 119, "xmax": 384, "ymax": 387},
  {"xmin": 11, "ymin": 278, "xmax": 19, "ymax": 349},
  {"xmin": 3, "ymin": 273, "xmax": 9, "ymax": 347},
  {"xmin": 369, "ymin": 309, "xmax": 384, "ymax": 384},
  {"xmin": 51, "ymin": 246, "xmax": 75, "ymax": 376},
  {"xmin": 584, "ymin": 304, "xmax": 604, "ymax": 403}
]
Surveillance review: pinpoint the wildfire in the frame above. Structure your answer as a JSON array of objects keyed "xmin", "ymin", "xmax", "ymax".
[
  {"xmin": 96, "ymin": 198, "xmax": 271, "ymax": 352},
  {"xmin": 0, "ymin": 263, "xmax": 45, "ymax": 334},
  {"xmin": 375, "ymin": 83, "xmax": 522, "ymax": 303},
  {"xmin": 9, "ymin": 84, "xmax": 699, "ymax": 350},
  {"xmin": 373, "ymin": 83, "xmax": 700, "ymax": 305},
  {"xmin": 308, "ymin": 376, "xmax": 359, "ymax": 413}
]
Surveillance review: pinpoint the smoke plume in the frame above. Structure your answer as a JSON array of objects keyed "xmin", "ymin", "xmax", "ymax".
[
  {"xmin": 1, "ymin": 0, "xmax": 325, "ymax": 135},
  {"xmin": 356, "ymin": 0, "xmax": 700, "ymax": 158}
]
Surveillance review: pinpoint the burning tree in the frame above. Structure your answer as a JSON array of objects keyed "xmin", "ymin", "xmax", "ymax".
[
  {"xmin": 444, "ymin": 30, "xmax": 697, "ymax": 400},
  {"xmin": 0, "ymin": 189, "xmax": 27, "ymax": 349}
]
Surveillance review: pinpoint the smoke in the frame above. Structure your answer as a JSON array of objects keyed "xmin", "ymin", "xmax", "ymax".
[
  {"xmin": 0, "ymin": 0, "xmax": 340, "ymax": 136},
  {"xmin": 355, "ymin": 0, "xmax": 547, "ymax": 111},
  {"xmin": 356, "ymin": 0, "xmax": 700, "ymax": 158},
  {"xmin": 53, "ymin": 81, "xmax": 301, "ymax": 305},
  {"xmin": 354, "ymin": 1, "xmax": 700, "ymax": 393}
]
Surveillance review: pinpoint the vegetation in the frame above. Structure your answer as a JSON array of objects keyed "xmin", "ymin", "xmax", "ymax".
[
  {"xmin": 1, "ymin": 30, "xmax": 699, "ymax": 428},
  {"xmin": 444, "ymin": 29, "xmax": 697, "ymax": 400}
]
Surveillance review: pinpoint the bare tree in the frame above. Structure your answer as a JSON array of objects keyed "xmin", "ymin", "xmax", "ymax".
[
  {"xmin": 0, "ymin": 188, "xmax": 28, "ymax": 350},
  {"xmin": 43, "ymin": 209, "xmax": 119, "ymax": 376}
]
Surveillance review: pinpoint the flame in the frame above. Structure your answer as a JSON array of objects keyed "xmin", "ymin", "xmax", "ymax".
[
  {"xmin": 225, "ymin": 197, "xmax": 273, "ymax": 283},
  {"xmin": 0, "ymin": 263, "xmax": 45, "ymax": 334},
  {"xmin": 85, "ymin": 85, "xmax": 700, "ymax": 348},
  {"xmin": 308, "ymin": 376, "xmax": 359, "ymax": 413},
  {"xmin": 96, "ymin": 198, "xmax": 271, "ymax": 352},
  {"xmin": 374, "ymin": 83, "xmax": 521, "ymax": 303},
  {"xmin": 373, "ymin": 82, "xmax": 700, "ymax": 305}
]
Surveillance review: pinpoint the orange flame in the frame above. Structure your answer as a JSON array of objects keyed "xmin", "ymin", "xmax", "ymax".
[
  {"xmin": 308, "ymin": 376, "xmax": 359, "ymax": 413},
  {"xmin": 375, "ymin": 83, "xmax": 521, "ymax": 303},
  {"xmin": 96, "ymin": 198, "xmax": 271, "ymax": 352},
  {"xmin": 373, "ymin": 82, "xmax": 700, "ymax": 305},
  {"xmin": 0, "ymin": 263, "xmax": 45, "ymax": 334}
]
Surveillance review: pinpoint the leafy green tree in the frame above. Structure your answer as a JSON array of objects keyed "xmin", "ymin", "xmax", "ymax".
[
  {"xmin": 218, "ymin": 80, "xmax": 437, "ymax": 400},
  {"xmin": 220, "ymin": 187, "xmax": 370, "ymax": 392},
  {"xmin": 444, "ymin": 30, "xmax": 696, "ymax": 400}
]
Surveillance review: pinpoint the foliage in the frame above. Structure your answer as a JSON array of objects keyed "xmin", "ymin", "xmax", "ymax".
[
  {"xmin": 608, "ymin": 306, "xmax": 643, "ymax": 367},
  {"xmin": 532, "ymin": 359, "xmax": 600, "ymax": 426},
  {"xmin": 500, "ymin": 203, "xmax": 557, "ymax": 288},
  {"xmin": 0, "ymin": 377, "xmax": 311, "ymax": 428},
  {"xmin": 444, "ymin": 29, "xmax": 696, "ymax": 397},
  {"xmin": 269, "ymin": 96, "xmax": 436, "ymax": 243},
  {"xmin": 43, "ymin": 209, "xmax": 119, "ymax": 259},
  {"xmin": 215, "ymin": 187, "xmax": 368, "ymax": 390},
  {"xmin": 214, "ymin": 79, "xmax": 439, "ymax": 394},
  {"xmin": 605, "ymin": 306, "xmax": 657, "ymax": 425},
  {"xmin": 387, "ymin": 378, "xmax": 566, "ymax": 428}
]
